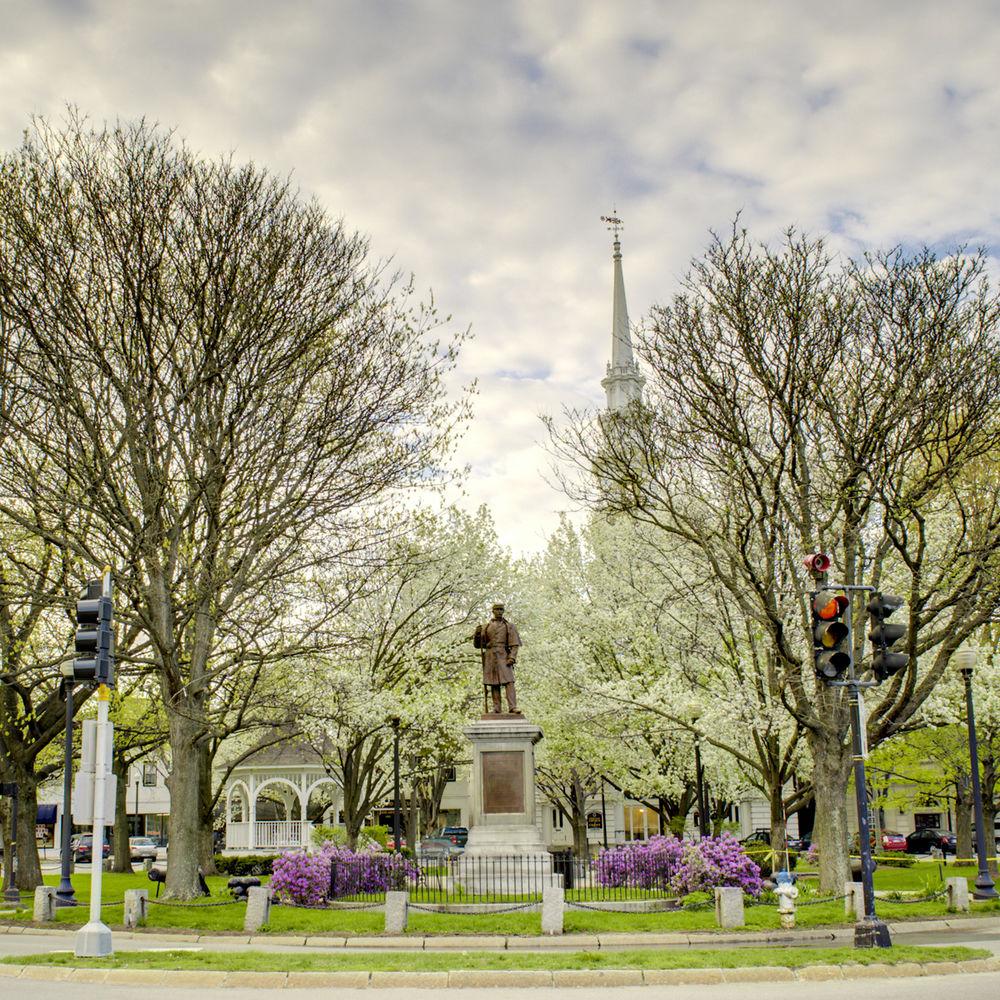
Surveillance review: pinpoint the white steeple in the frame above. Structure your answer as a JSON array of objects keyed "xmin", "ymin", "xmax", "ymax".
[{"xmin": 600, "ymin": 214, "xmax": 644, "ymax": 411}]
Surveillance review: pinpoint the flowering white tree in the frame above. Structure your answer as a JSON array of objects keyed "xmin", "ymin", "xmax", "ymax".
[{"xmin": 297, "ymin": 506, "xmax": 509, "ymax": 846}]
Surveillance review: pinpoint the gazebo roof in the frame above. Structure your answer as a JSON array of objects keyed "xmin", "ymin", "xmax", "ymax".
[{"xmin": 230, "ymin": 739, "xmax": 327, "ymax": 771}]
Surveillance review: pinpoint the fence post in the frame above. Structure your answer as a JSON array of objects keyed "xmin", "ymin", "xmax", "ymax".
[
  {"xmin": 33, "ymin": 886, "xmax": 56, "ymax": 922},
  {"xmin": 844, "ymin": 881, "xmax": 864, "ymax": 920},
  {"xmin": 123, "ymin": 889, "xmax": 148, "ymax": 929},
  {"xmin": 714, "ymin": 886, "xmax": 744, "ymax": 928},
  {"xmin": 384, "ymin": 890, "xmax": 408, "ymax": 934},
  {"xmin": 946, "ymin": 877, "xmax": 970, "ymax": 912},
  {"xmin": 542, "ymin": 874, "xmax": 564, "ymax": 935},
  {"xmin": 244, "ymin": 885, "xmax": 271, "ymax": 933}
]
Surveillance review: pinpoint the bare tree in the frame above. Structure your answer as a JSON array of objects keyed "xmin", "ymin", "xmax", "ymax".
[
  {"xmin": 0, "ymin": 113, "xmax": 468, "ymax": 897},
  {"xmin": 549, "ymin": 226, "xmax": 1000, "ymax": 890}
]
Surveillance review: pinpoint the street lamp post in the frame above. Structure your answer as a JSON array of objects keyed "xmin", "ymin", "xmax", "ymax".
[
  {"xmin": 954, "ymin": 648, "xmax": 998, "ymax": 901},
  {"xmin": 390, "ymin": 717, "xmax": 401, "ymax": 853},
  {"xmin": 56, "ymin": 666, "xmax": 77, "ymax": 907},
  {"xmin": 687, "ymin": 703, "xmax": 708, "ymax": 839}
]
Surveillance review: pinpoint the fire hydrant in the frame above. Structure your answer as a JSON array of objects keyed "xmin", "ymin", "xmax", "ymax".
[{"xmin": 775, "ymin": 870, "xmax": 798, "ymax": 929}]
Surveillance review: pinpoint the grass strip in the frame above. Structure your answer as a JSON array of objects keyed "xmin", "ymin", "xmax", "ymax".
[{"xmin": 3, "ymin": 944, "xmax": 988, "ymax": 972}]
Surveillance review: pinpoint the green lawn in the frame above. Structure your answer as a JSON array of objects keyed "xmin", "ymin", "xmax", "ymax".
[
  {"xmin": 4, "ymin": 868, "xmax": 996, "ymax": 937},
  {"xmin": 3, "ymin": 944, "xmax": 988, "ymax": 973}
]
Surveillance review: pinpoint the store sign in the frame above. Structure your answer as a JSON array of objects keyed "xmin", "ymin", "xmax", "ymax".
[{"xmin": 587, "ymin": 811, "xmax": 604, "ymax": 829}]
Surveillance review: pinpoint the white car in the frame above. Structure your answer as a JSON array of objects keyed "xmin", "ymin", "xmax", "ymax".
[{"xmin": 129, "ymin": 836, "xmax": 159, "ymax": 861}]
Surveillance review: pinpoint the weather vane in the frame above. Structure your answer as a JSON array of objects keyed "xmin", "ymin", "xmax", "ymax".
[{"xmin": 600, "ymin": 211, "xmax": 623, "ymax": 239}]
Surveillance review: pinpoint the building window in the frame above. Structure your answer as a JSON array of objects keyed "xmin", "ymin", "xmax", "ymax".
[
  {"xmin": 551, "ymin": 808, "xmax": 565, "ymax": 830},
  {"xmin": 442, "ymin": 766, "xmax": 457, "ymax": 782},
  {"xmin": 142, "ymin": 764, "xmax": 158, "ymax": 787}
]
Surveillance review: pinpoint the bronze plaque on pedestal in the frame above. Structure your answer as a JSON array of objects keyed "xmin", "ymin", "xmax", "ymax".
[{"xmin": 482, "ymin": 750, "xmax": 525, "ymax": 814}]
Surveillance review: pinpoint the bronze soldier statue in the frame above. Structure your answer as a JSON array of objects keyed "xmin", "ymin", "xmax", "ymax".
[{"xmin": 473, "ymin": 602, "xmax": 521, "ymax": 714}]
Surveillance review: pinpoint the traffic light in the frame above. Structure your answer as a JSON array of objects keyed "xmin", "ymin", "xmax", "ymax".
[
  {"xmin": 867, "ymin": 593, "xmax": 907, "ymax": 681},
  {"xmin": 73, "ymin": 578, "xmax": 114, "ymax": 687},
  {"xmin": 812, "ymin": 588, "xmax": 851, "ymax": 682}
]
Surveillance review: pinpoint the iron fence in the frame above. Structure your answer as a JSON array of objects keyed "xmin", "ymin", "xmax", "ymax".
[{"xmin": 325, "ymin": 850, "xmax": 682, "ymax": 905}]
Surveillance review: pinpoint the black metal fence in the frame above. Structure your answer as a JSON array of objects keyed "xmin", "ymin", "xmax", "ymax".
[{"xmin": 325, "ymin": 851, "xmax": 681, "ymax": 905}]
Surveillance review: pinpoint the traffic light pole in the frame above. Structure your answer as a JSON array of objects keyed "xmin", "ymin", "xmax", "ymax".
[
  {"xmin": 814, "ymin": 576, "xmax": 890, "ymax": 949},
  {"xmin": 56, "ymin": 673, "xmax": 77, "ymax": 907},
  {"xmin": 75, "ymin": 569, "xmax": 114, "ymax": 958}
]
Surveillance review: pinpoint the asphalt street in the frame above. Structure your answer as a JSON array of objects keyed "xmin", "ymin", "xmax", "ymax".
[{"xmin": 2, "ymin": 972, "xmax": 1000, "ymax": 1000}]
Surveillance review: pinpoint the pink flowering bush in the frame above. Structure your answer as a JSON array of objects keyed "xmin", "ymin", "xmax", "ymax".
[
  {"xmin": 594, "ymin": 834, "xmax": 762, "ymax": 897},
  {"xmin": 269, "ymin": 850, "xmax": 332, "ymax": 907},
  {"xmin": 269, "ymin": 844, "xmax": 420, "ymax": 906}
]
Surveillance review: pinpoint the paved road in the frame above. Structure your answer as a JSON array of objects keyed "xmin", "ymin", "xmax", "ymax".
[{"xmin": 3, "ymin": 972, "xmax": 1000, "ymax": 999}]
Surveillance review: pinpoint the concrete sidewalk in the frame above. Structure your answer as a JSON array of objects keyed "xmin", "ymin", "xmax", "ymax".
[{"xmin": 0, "ymin": 915, "xmax": 997, "ymax": 955}]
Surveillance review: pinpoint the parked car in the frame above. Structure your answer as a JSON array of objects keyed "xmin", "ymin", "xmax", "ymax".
[
  {"xmin": 71, "ymin": 834, "xmax": 110, "ymax": 863},
  {"xmin": 129, "ymin": 836, "xmax": 159, "ymax": 861},
  {"xmin": 418, "ymin": 836, "xmax": 463, "ymax": 858},
  {"xmin": 385, "ymin": 836, "xmax": 407, "ymax": 851},
  {"xmin": 904, "ymin": 828, "xmax": 956, "ymax": 855},
  {"xmin": 435, "ymin": 826, "xmax": 468, "ymax": 847},
  {"xmin": 880, "ymin": 831, "xmax": 908, "ymax": 852}
]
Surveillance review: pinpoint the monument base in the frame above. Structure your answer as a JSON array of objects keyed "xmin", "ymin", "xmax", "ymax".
[{"xmin": 460, "ymin": 715, "xmax": 550, "ymax": 892}]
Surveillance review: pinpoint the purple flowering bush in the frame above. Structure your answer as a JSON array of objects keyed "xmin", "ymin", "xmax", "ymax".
[
  {"xmin": 268, "ymin": 844, "xmax": 420, "ymax": 906},
  {"xmin": 325, "ymin": 845, "xmax": 419, "ymax": 898},
  {"xmin": 594, "ymin": 834, "xmax": 762, "ymax": 897},
  {"xmin": 594, "ymin": 834, "xmax": 685, "ymax": 888},
  {"xmin": 269, "ymin": 850, "xmax": 332, "ymax": 907}
]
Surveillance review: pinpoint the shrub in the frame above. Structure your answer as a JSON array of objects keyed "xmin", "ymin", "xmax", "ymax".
[
  {"xmin": 213, "ymin": 854, "xmax": 280, "ymax": 876},
  {"xmin": 326, "ymin": 845, "xmax": 419, "ymax": 896},
  {"xmin": 595, "ymin": 834, "xmax": 763, "ymax": 897},
  {"xmin": 270, "ymin": 851, "xmax": 332, "ymax": 907},
  {"xmin": 311, "ymin": 824, "xmax": 348, "ymax": 848},
  {"xmin": 871, "ymin": 853, "xmax": 916, "ymax": 868},
  {"xmin": 361, "ymin": 824, "xmax": 390, "ymax": 849}
]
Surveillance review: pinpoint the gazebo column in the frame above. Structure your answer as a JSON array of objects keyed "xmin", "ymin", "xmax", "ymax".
[
  {"xmin": 248, "ymin": 775, "xmax": 257, "ymax": 851},
  {"xmin": 299, "ymin": 780, "xmax": 310, "ymax": 850}
]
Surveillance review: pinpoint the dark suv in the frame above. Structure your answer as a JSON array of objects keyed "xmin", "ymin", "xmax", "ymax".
[
  {"xmin": 71, "ymin": 834, "xmax": 110, "ymax": 863},
  {"xmin": 904, "ymin": 828, "xmax": 956, "ymax": 855}
]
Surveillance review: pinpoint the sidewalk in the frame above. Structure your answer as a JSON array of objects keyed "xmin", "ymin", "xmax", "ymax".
[{"xmin": 1, "ymin": 915, "xmax": 997, "ymax": 953}]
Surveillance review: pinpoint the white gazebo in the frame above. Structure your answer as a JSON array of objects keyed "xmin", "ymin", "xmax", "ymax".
[{"xmin": 222, "ymin": 743, "xmax": 340, "ymax": 853}]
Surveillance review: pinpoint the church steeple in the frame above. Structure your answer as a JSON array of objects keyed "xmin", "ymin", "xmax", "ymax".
[{"xmin": 600, "ymin": 214, "xmax": 644, "ymax": 411}]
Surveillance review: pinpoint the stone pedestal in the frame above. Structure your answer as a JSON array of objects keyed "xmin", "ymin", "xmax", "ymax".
[{"xmin": 459, "ymin": 715, "xmax": 550, "ymax": 891}]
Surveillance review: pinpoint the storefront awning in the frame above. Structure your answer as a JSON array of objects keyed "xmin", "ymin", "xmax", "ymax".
[{"xmin": 36, "ymin": 804, "xmax": 58, "ymax": 825}]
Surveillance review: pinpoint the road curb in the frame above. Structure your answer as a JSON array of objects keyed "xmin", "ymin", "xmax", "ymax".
[
  {"xmin": 0, "ymin": 958, "xmax": 998, "ymax": 987},
  {"xmin": 1, "ymin": 914, "xmax": 996, "ymax": 951}
]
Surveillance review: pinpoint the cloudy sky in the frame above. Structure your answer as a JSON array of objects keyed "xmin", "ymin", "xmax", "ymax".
[{"xmin": 4, "ymin": 1, "xmax": 999, "ymax": 553}]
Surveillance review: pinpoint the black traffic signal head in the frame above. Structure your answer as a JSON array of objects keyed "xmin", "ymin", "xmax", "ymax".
[
  {"xmin": 812, "ymin": 588, "xmax": 851, "ymax": 682},
  {"xmin": 867, "ymin": 593, "xmax": 907, "ymax": 681},
  {"xmin": 72, "ymin": 578, "xmax": 114, "ymax": 687}
]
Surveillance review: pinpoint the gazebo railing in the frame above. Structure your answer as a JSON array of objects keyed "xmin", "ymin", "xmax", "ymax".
[{"xmin": 225, "ymin": 820, "xmax": 312, "ymax": 852}]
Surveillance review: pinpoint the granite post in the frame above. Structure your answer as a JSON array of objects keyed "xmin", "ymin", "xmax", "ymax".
[
  {"xmin": 844, "ymin": 881, "xmax": 864, "ymax": 920},
  {"xmin": 385, "ymin": 890, "xmax": 408, "ymax": 933},
  {"xmin": 244, "ymin": 885, "xmax": 271, "ymax": 933},
  {"xmin": 33, "ymin": 886, "xmax": 57, "ymax": 922},
  {"xmin": 946, "ymin": 876, "xmax": 970, "ymax": 912},
  {"xmin": 714, "ymin": 886, "xmax": 744, "ymax": 928},
  {"xmin": 123, "ymin": 889, "xmax": 148, "ymax": 929},
  {"xmin": 542, "ymin": 875, "xmax": 564, "ymax": 935}
]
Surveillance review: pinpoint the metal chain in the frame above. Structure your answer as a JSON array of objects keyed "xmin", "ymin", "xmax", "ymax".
[
  {"xmin": 879, "ymin": 887, "xmax": 948, "ymax": 905},
  {"xmin": 283, "ymin": 899, "xmax": 384, "ymax": 911},
  {"xmin": 797, "ymin": 893, "xmax": 848, "ymax": 906},
  {"xmin": 408, "ymin": 900, "xmax": 538, "ymax": 914},
  {"xmin": 147, "ymin": 897, "xmax": 241, "ymax": 908}
]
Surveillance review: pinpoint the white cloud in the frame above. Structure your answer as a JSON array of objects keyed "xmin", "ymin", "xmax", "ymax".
[{"xmin": 3, "ymin": 0, "xmax": 998, "ymax": 553}]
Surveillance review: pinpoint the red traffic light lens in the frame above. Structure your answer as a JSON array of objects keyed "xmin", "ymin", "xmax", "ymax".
[{"xmin": 814, "ymin": 592, "xmax": 848, "ymax": 620}]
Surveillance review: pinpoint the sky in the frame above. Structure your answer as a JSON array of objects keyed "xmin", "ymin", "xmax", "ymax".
[{"xmin": 3, "ymin": 0, "xmax": 999, "ymax": 554}]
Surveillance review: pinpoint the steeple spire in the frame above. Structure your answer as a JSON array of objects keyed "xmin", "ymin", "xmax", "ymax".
[{"xmin": 599, "ymin": 213, "xmax": 644, "ymax": 411}]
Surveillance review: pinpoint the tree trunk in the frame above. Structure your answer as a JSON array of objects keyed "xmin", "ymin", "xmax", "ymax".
[
  {"xmin": 12, "ymin": 762, "xmax": 42, "ymax": 890},
  {"xmin": 164, "ymin": 711, "xmax": 205, "ymax": 899},
  {"xmin": 111, "ymin": 754, "xmax": 133, "ymax": 874},
  {"xmin": 808, "ymin": 735, "xmax": 852, "ymax": 893},
  {"xmin": 955, "ymin": 775, "xmax": 973, "ymax": 863},
  {"xmin": 768, "ymin": 785, "xmax": 788, "ymax": 857},
  {"xmin": 198, "ymin": 747, "xmax": 218, "ymax": 874}
]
